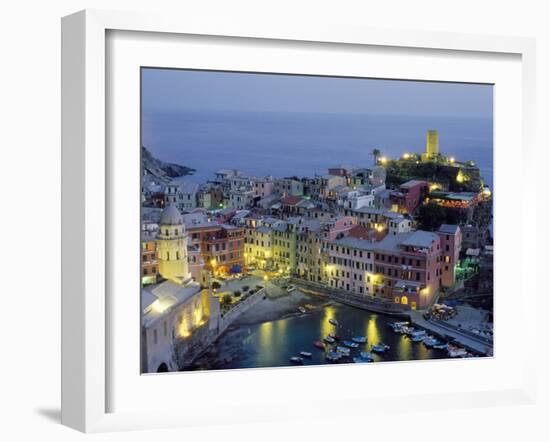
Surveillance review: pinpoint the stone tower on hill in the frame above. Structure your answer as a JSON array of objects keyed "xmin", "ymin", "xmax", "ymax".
[{"xmin": 422, "ymin": 130, "xmax": 439, "ymax": 161}]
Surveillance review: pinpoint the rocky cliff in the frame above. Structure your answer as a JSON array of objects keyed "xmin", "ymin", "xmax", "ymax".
[{"xmin": 142, "ymin": 146, "xmax": 195, "ymax": 182}]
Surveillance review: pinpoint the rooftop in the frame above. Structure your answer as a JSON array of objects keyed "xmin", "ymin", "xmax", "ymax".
[
  {"xmin": 438, "ymin": 224, "xmax": 460, "ymax": 234},
  {"xmin": 142, "ymin": 280, "xmax": 202, "ymax": 327},
  {"xmin": 159, "ymin": 205, "xmax": 183, "ymax": 226},
  {"xmin": 353, "ymin": 207, "xmax": 387, "ymax": 215},
  {"xmin": 331, "ymin": 235, "xmax": 376, "ymax": 251},
  {"xmin": 168, "ymin": 178, "xmax": 200, "ymax": 194},
  {"xmin": 256, "ymin": 226, "xmax": 272, "ymax": 234},
  {"xmin": 374, "ymin": 232, "xmax": 410, "ymax": 253},
  {"xmin": 281, "ymin": 195, "xmax": 303, "ymax": 206},
  {"xmin": 400, "ymin": 180, "xmax": 426, "ymax": 189},
  {"xmin": 401, "ymin": 230, "xmax": 439, "ymax": 248}
]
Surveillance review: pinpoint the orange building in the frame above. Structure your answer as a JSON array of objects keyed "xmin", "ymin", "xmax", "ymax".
[{"xmin": 141, "ymin": 230, "xmax": 158, "ymax": 285}]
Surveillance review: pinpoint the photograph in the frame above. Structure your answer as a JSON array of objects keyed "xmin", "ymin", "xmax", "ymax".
[{"xmin": 140, "ymin": 68, "xmax": 494, "ymax": 373}]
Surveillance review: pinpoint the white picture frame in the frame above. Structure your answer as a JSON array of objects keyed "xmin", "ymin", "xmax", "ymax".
[{"xmin": 61, "ymin": 9, "xmax": 538, "ymax": 433}]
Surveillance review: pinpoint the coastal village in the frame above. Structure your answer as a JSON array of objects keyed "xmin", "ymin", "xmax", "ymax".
[{"xmin": 141, "ymin": 130, "xmax": 494, "ymax": 373}]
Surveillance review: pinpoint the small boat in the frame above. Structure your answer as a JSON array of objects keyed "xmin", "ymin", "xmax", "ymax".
[
  {"xmin": 371, "ymin": 344, "xmax": 387, "ymax": 353},
  {"xmin": 433, "ymin": 343, "xmax": 448, "ymax": 350},
  {"xmin": 329, "ymin": 318, "xmax": 339, "ymax": 326},
  {"xmin": 289, "ymin": 356, "xmax": 304, "ymax": 364},
  {"xmin": 448, "ymin": 346, "xmax": 468, "ymax": 358},
  {"xmin": 353, "ymin": 357, "xmax": 373, "ymax": 363},
  {"xmin": 298, "ymin": 306, "xmax": 307, "ymax": 313},
  {"xmin": 287, "ymin": 285, "xmax": 296, "ymax": 293},
  {"xmin": 313, "ymin": 341, "xmax": 325, "ymax": 349},
  {"xmin": 335, "ymin": 346, "xmax": 351, "ymax": 356},
  {"xmin": 408, "ymin": 329, "xmax": 427, "ymax": 339},
  {"xmin": 389, "ymin": 321, "xmax": 409, "ymax": 332},
  {"xmin": 399, "ymin": 326, "xmax": 414, "ymax": 335},
  {"xmin": 351, "ymin": 336, "xmax": 367, "ymax": 344},
  {"xmin": 360, "ymin": 351, "xmax": 374, "ymax": 360},
  {"xmin": 343, "ymin": 340, "xmax": 359, "ymax": 348},
  {"xmin": 324, "ymin": 335, "xmax": 336, "ymax": 344},
  {"xmin": 329, "ymin": 333, "xmax": 340, "ymax": 341},
  {"xmin": 326, "ymin": 351, "xmax": 342, "ymax": 362},
  {"xmin": 300, "ymin": 351, "xmax": 312, "ymax": 358},
  {"xmin": 423, "ymin": 337, "xmax": 443, "ymax": 348}
]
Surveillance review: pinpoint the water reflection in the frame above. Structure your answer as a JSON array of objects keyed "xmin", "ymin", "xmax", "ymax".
[
  {"xmin": 366, "ymin": 316, "xmax": 380, "ymax": 345},
  {"xmin": 321, "ymin": 305, "xmax": 336, "ymax": 338},
  {"xmin": 397, "ymin": 335, "xmax": 412, "ymax": 360},
  {"xmin": 259, "ymin": 322, "xmax": 273, "ymax": 348},
  {"xmin": 198, "ymin": 302, "xmax": 450, "ymax": 371}
]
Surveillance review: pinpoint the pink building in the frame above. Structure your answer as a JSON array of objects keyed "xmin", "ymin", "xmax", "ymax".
[
  {"xmin": 373, "ymin": 226, "xmax": 461, "ymax": 309},
  {"xmin": 187, "ymin": 245, "xmax": 205, "ymax": 284},
  {"xmin": 322, "ymin": 215, "xmax": 356, "ymax": 241},
  {"xmin": 437, "ymin": 224, "xmax": 462, "ymax": 288},
  {"xmin": 323, "ymin": 225, "xmax": 462, "ymax": 310},
  {"xmin": 390, "ymin": 180, "xmax": 428, "ymax": 214},
  {"xmin": 373, "ymin": 231, "xmax": 441, "ymax": 309}
]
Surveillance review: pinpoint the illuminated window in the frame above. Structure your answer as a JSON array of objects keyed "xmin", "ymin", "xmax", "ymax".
[{"xmin": 401, "ymin": 296, "xmax": 408, "ymax": 305}]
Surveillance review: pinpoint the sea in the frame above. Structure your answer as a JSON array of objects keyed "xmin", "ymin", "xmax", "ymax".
[{"xmin": 142, "ymin": 109, "xmax": 494, "ymax": 190}]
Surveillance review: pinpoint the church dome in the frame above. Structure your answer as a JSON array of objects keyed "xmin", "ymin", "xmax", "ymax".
[{"xmin": 160, "ymin": 204, "xmax": 183, "ymax": 226}]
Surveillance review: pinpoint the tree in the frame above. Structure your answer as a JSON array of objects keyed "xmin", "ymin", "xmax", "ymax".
[
  {"xmin": 371, "ymin": 148, "xmax": 381, "ymax": 166},
  {"xmin": 212, "ymin": 281, "xmax": 221, "ymax": 290},
  {"xmin": 221, "ymin": 294, "xmax": 232, "ymax": 306}
]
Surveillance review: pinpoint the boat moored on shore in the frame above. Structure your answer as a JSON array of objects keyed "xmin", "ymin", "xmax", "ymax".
[
  {"xmin": 351, "ymin": 335, "xmax": 367, "ymax": 344},
  {"xmin": 324, "ymin": 335, "xmax": 336, "ymax": 344}
]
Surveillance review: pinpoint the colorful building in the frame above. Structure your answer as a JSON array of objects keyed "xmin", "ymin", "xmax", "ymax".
[
  {"xmin": 437, "ymin": 224, "xmax": 462, "ymax": 288},
  {"xmin": 389, "ymin": 180, "xmax": 428, "ymax": 214},
  {"xmin": 323, "ymin": 236, "xmax": 375, "ymax": 295},
  {"xmin": 244, "ymin": 225, "xmax": 273, "ymax": 269},
  {"xmin": 323, "ymin": 225, "xmax": 462, "ymax": 309},
  {"xmin": 201, "ymin": 224, "xmax": 245, "ymax": 275},
  {"xmin": 141, "ymin": 228, "xmax": 158, "ymax": 286}
]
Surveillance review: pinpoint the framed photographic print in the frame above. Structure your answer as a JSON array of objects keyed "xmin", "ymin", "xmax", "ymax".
[{"xmin": 61, "ymin": 9, "xmax": 538, "ymax": 432}]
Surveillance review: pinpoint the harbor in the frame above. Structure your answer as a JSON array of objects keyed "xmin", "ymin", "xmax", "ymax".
[{"xmin": 188, "ymin": 289, "xmax": 465, "ymax": 371}]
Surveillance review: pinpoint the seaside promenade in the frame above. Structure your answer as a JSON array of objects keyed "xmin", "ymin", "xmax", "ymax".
[{"xmin": 409, "ymin": 311, "xmax": 493, "ymax": 355}]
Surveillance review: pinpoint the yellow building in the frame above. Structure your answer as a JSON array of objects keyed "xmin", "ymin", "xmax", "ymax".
[
  {"xmin": 245, "ymin": 225, "xmax": 273, "ymax": 269},
  {"xmin": 156, "ymin": 205, "xmax": 192, "ymax": 284},
  {"xmin": 422, "ymin": 130, "xmax": 439, "ymax": 162}
]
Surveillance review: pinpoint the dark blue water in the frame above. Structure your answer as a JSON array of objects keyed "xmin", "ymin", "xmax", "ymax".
[
  {"xmin": 142, "ymin": 110, "xmax": 493, "ymax": 189},
  {"xmin": 191, "ymin": 303, "xmax": 449, "ymax": 371}
]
